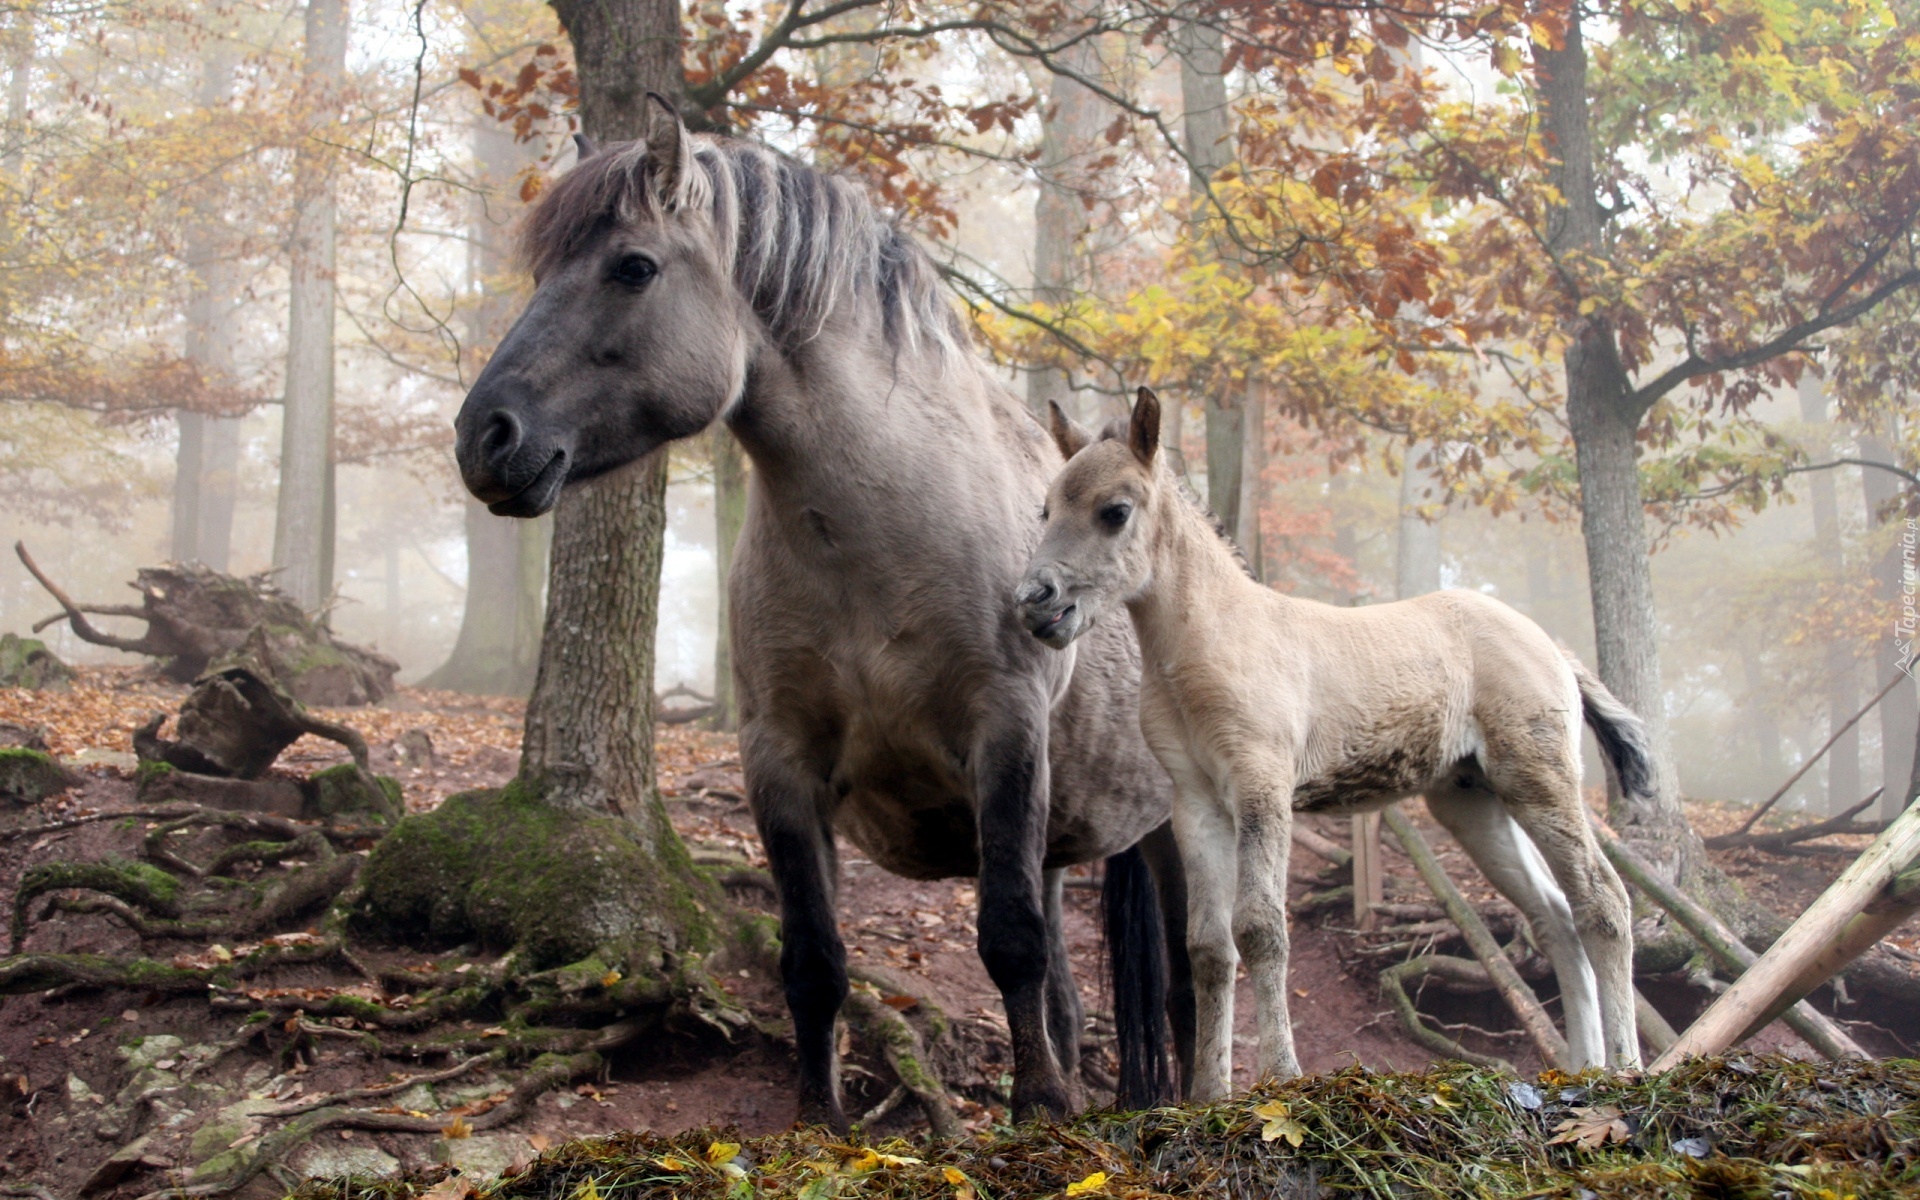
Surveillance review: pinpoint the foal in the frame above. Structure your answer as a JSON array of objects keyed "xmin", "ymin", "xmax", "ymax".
[{"xmin": 1017, "ymin": 388, "xmax": 1645, "ymax": 1097}]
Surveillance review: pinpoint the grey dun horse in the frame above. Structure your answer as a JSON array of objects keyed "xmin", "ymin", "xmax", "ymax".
[{"xmin": 453, "ymin": 98, "xmax": 1191, "ymax": 1127}]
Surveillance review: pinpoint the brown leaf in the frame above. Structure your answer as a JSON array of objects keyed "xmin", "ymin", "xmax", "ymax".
[
  {"xmin": 1548, "ymin": 1105, "xmax": 1630, "ymax": 1150},
  {"xmin": 881, "ymin": 994, "xmax": 920, "ymax": 1011},
  {"xmin": 420, "ymin": 1175, "xmax": 475, "ymax": 1200},
  {"xmin": 441, "ymin": 1115, "xmax": 473, "ymax": 1140}
]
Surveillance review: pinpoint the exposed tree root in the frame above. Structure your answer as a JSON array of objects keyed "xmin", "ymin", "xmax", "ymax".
[
  {"xmin": 0, "ymin": 936, "xmax": 349, "ymax": 996},
  {"xmin": 1379, "ymin": 955, "xmax": 1514, "ymax": 1072},
  {"xmin": 844, "ymin": 971, "xmax": 962, "ymax": 1138},
  {"xmin": 0, "ymin": 806, "xmax": 201, "ymax": 844},
  {"xmin": 134, "ymin": 1020, "xmax": 647, "ymax": 1200}
]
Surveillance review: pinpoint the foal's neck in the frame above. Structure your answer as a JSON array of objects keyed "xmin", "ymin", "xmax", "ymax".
[{"xmin": 1127, "ymin": 480, "xmax": 1271, "ymax": 659}]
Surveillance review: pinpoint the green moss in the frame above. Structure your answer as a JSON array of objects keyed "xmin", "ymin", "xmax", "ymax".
[
  {"xmin": 0, "ymin": 747, "xmax": 82, "ymax": 804},
  {"xmin": 308, "ymin": 764, "xmax": 403, "ymax": 825},
  {"xmin": 134, "ymin": 759, "xmax": 176, "ymax": 784},
  {"xmin": 353, "ymin": 782, "xmax": 720, "ymax": 974},
  {"xmin": 0, "ymin": 632, "xmax": 75, "ymax": 689}
]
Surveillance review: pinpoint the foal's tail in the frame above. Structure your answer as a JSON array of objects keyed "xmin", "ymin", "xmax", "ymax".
[
  {"xmin": 1102, "ymin": 843, "xmax": 1171, "ymax": 1109},
  {"xmin": 1566, "ymin": 653, "xmax": 1659, "ymax": 804}
]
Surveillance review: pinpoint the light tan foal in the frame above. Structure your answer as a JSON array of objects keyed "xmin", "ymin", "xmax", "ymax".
[{"xmin": 1016, "ymin": 388, "xmax": 1645, "ymax": 1099}]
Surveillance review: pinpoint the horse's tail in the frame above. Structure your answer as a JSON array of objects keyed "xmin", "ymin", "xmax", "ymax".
[
  {"xmin": 1102, "ymin": 843, "xmax": 1171, "ymax": 1109},
  {"xmin": 1566, "ymin": 653, "xmax": 1659, "ymax": 804}
]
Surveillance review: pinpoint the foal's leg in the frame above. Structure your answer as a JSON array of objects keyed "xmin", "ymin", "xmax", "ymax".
[
  {"xmin": 1170, "ymin": 770, "xmax": 1239, "ymax": 1101},
  {"xmin": 1482, "ymin": 743, "xmax": 1640, "ymax": 1069},
  {"xmin": 743, "ymin": 725, "xmax": 848, "ymax": 1129},
  {"xmin": 1423, "ymin": 781, "xmax": 1603, "ymax": 1068},
  {"xmin": 1042, "ymin": 867, "xmax": 1084, "ymax": 1083},
  {"xmin": 973, "ymin": 707, "xmax": 1075, "ymax": 1118},
  {"xmin": 1227, "ymin": 758, "xmax": 1302, "ymax": 1084}
]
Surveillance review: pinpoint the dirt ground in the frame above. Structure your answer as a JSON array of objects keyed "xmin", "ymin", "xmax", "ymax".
[{"xmin": 1, "ymin": 670, "xmax": 1914, "ymax": 1196}]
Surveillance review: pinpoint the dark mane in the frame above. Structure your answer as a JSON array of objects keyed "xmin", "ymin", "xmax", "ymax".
[{"xmin": 519, "ymin": 135, "xmax": 964, "ymax": 354}]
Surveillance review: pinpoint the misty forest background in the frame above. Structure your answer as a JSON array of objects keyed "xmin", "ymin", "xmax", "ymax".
[{"xmin": 3, "ymin": 0, "xmax": 1917, "ymax": 824}]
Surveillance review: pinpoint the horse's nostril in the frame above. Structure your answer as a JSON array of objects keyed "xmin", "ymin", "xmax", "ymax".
[
  {"xmin": 1027, "ymin": 581, "xmax": 1056, "ymax": 606},
  {"xmin": 481, "ymin": 410, "xmax": 522, "ymax": 461}
]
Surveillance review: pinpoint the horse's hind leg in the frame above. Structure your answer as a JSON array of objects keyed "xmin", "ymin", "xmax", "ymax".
[
  {"xmin": 1479, "ymin": 741, "xmax": 1640, "ymax": 1069},
  {"xmin": 1042, "ymin": 867, "xmax": 1084, "ymax": 1082},
  {"xmin": 1423, "ymin": 779, "xmax": 1604, "ymax": 1068},
  {"xmin": 744, "ymin": 727, "xmax": 849, "ymax": 1129}
]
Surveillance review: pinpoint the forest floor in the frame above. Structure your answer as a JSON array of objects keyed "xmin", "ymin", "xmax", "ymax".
[{"xmin": 0, "ymin": 670, "xmax": 1915, "ymax": 1198}]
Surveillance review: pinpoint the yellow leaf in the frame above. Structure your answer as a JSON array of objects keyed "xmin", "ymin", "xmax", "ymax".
[
  {"xmin": 657, "ymin": 1156, "xmax": 687, "ymax": 1172},
  {"xmin": 571, "ymin": 1180, "xmax": 601, "ymax": 1200},
  {"xmin": 440, "ymin": 1115, "xmax": 472, "ymax": 1140},
  {"xmin": 600, "ymin": 969, "xmax": 623, "ymax": 987},
  {"xmin": 848, "ymin": 1148, "xmax": 882, "ymax": 1173},
  {"xmin": 943, "ymin": 1167, "xmax": 968, "ymax": 1185},
  {"xmin": 707, "ymin": 1141, "xmax": 741, "ymax": 1165},
  {"xmin": 1065, "ymin": 1170, "xmax": 1110, "ymax": 1195},
  {"xmin": 876, "ymin": 1151, "xmax": 923, "ymax": 1167}
]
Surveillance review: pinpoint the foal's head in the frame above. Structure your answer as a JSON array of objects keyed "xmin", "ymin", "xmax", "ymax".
[
  {"xmin": 1017, "ymin": 388, "xmax": 1165, "ymax": 649},
  {"xmin": 454, "ymin": 96, "xmax": 748, "ymax": 516}
]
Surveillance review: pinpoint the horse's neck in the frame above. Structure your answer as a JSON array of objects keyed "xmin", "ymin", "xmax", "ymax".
[
  {"xmin": 726, "ymin": 320, "xmax": 1036, "ymax": 529},
  {"xmin": 1129, "ymin": 490, "xmax": 1272, "ymax": 668}
]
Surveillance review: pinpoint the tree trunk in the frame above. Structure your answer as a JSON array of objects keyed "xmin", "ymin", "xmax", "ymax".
[
  {"xmin": 1536, "ymin": 18, "xmax": 1704, "ymax": 888},
  {"xmin": 1174, "ymin": 16, "xmax": 1245, "ymax": 532},
  {"xmin": 272, "ymin": 0, "xmax": 347, "ymax": 611},
  {"xmin": 710, "ymin": 426, "xmax": 745, "ymax": 730},
  {"xmin": 1396, "ymin": 442, "xmax": 1443, "ymax": 600},
  {"xmin": 1238, "ymin": 378, "xmax": 1265, "ymax": 580},
  {"xmin": 1025, "ymin": 22, "xmax": 1106, "ymax": 423},
  {"xmin": 1860, "ymin": 428, "xmax": 1918, "ymax": 820},
  {"xmin": 173, "ymin": 48, "xmax": 243, "ymax": 571},
  {"xmin": 1798, "ymin": 375, "xmax": 1861, "ymax": 815}
]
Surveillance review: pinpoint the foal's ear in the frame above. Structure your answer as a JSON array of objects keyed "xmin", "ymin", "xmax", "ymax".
[
  {"xmin": 1128, "ymin": 387, "xmax": 1161, "ymax": 467},
  {"xmin": 1048, "ymin": 400, "xmax": 1094, "ymax": 461},
  {"xmin": 643, "ymin": 92, "xmax": 695, "ymax": 210}
]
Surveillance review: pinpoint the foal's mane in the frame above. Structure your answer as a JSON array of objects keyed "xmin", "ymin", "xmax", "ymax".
[{"xmin": 520, "ymin": 135, "xmax": 965, "ymax": 355}]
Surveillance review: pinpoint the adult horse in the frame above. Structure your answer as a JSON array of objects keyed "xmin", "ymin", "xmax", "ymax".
[{"xmin": 453, "ymin": 98, "xmax": 1189, "ymax": 1128}]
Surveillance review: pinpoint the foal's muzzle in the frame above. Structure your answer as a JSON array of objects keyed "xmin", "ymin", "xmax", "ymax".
[{"xmin": 1017, "ymin": 571, "xmax": 1083, "ymax": 649}]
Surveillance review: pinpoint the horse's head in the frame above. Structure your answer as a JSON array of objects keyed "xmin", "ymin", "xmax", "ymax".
[
  {"xmin": 455, "ymin": 96, "xmax": 748, "ymax": 516},
  {"xmin": 1018, "ymin": 387, "xmax": 1165, "ymax": 649}
]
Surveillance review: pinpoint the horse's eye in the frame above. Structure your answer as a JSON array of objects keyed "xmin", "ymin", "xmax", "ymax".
[
  {"xmin": 609, "ymin": 253, "xmax": 657, "ymax": 289},
  {"xmin": 1099, "ymin": 502, "xmax": 1132, "ymax": 529}
]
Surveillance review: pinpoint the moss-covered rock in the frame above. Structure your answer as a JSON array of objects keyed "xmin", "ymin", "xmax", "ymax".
[
  {"xmin": 307, "ymin": 764, "xmax": 403, "ymax": 826},
  {"xmin": 353, "ymin": 781, "xmax": 719, "ymax": 975},
  {"xmin": 0, "ymin": 747, "xmax": 83, "ymax": 804},
  {"xmin": 0, "ymin": 632, "xmax": 75, "ymax": 689}
]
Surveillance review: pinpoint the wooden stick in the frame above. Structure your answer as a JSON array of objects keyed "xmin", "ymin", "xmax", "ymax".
[
  {"xmin": 1383, "ymin": 807, "xmax": 1569, "ymax": 1068},
  {"xmin": 1633, "ymin": 988, "xmax": 1679, "ymax": 1057},
  {"xmin": 13, "ymin": 540, "xmax": 158, "ymax": 656},
  {"xmin": 1293, "ymin": 823, "xmax": 1353, "ymax": 870},
  {"xmin": 1589, "ymin": 815, "xmax": 1865, "ymax": 1061},
  {"xmin": 1649, "ymin": 796, "xmax": 1920, "ymax": 1070},
  {"xmin": 1733, "ymin": 675, "xmax": 1903, "ymax": 836},
  {"xmin": 1352, "ymin": 812, "xmax": 1384, "ymax": 931}
]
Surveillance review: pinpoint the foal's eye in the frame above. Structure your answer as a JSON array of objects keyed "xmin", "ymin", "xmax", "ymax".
[
  {"xmin": 609, "ymin": 253, "xmax": 658, "ymax": 289},
  {"xmin": 1099, "ymin": 502, "xmax": 1132, "ymax": 529}
]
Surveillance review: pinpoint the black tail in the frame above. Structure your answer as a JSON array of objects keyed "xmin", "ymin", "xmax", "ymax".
[
  {"xmin": 1102, "ymin": 844, "xmax": 1170, "ymax": 1109},
  {"xmin": 1568, "ymin": 653, "xmax": 1659, "ymax": 803}
]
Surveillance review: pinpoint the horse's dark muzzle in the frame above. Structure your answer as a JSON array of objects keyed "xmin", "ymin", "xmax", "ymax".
[{"xmin": 455, "ymin": 377, "xmax": 573, "ymax": 517}]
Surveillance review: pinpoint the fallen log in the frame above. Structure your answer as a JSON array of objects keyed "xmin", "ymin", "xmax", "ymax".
[
  {"xmin": 1705, "ymin": 789, "xmax": 1885, "ymax": 852},
  {"xmin": 1652, "ymin": 794, "xmax": 1920, "ymax": 1069}
]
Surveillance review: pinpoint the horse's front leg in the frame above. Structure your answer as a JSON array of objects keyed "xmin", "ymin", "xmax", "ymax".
[
  {"xmin": 744, "ymin": 725, "xmax": 848, "ymax": 1130},
  {"xmin": 1170, "ymin": 770, "xmax": 1239, "ymax": 1101},
  {"xmin": 973, "ymin": 706, "xmax": 1074, "ymax": 1120},
  {"xmin": 1229, "ymin": 758, "xmax": 1302, "ymax": 1083}
]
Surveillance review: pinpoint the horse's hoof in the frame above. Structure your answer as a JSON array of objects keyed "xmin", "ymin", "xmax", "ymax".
[
  {"xmin": 795, "ymin": 1097, "xmax": 849, "ymax": 1134},
  {"xmin": 1011, "ymin": 1084, "xmax": 1074, "ymax": 1124}
]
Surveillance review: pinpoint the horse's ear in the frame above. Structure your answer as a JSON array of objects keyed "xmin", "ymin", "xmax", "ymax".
[
  {"xmin": 1128, "ymin": 387, "xmax": 1161, "ymax": 467},
  {"xmin": 573, "ymin": 131, "xmax": 599, "ymax": 161},
  {"xmin": 1048, "ymin": 400, "xmax": 1093, "ymax": 461},
  {"xmin": 644, "ymin": 92, "xmax": 694, "ymax": 210}
]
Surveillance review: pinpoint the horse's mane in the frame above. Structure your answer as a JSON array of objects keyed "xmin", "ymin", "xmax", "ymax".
[{"xmin": 520, "ymin": 135, "xmax": 965, "ymax": 356}]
